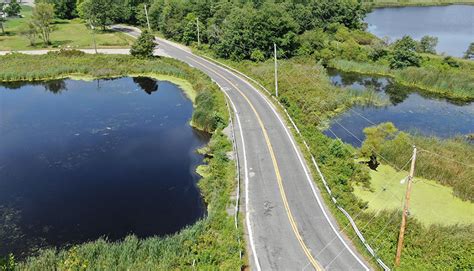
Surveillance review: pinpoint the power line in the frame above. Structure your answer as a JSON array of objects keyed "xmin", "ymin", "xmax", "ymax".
[
  {"xmin": 315, "ymin": 156, "xmax": 412, "ymax": 261},
  {"xmin": 418, "ymin": 148, "xmax": 474, "ymax": 168},
  {"xmin": 340, "ymin": 92, "xmax": 472, "ymax": 170}
]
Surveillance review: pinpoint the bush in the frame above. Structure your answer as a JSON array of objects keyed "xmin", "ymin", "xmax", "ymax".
[
  {"xmin": 47, "ymin": 49, "xmax": 85, "ymax": 57},
  {"xmin": 4, "ymin": 0, "xmax": 21, "ymax": 17},
  {"xmin": 390, "ymin": 36, "xmax": 421, "ymax": 69},
  {"xmin": 250, "ymin": 49, "xmax": 265, "ymax": 62},
  {"xmin": 130, "ymin": 30, "xmax": 156, "ymax": 58},
  {"xmin": 418, "ymin": 35, "xmax": 438, "ymax": 54},
  {"xmin": 443, "ymin": 56, "xmax": 460, "ymax": 68}
]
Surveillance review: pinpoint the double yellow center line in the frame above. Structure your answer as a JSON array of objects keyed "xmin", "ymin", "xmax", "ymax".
[{"xmin": 189, "ymin": 57, "xmax": 323, "ymax": 271}]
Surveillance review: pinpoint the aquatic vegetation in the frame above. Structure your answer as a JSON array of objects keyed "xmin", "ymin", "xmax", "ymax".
[
  {"xmin": 331, "ymin": 58, "xmax": 474, "ymax": 101},
  {"xmin": 361, "ymin": 123, "xmax": 474, "ymax": 202}
]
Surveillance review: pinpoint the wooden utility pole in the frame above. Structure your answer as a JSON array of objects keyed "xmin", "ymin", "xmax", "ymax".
[
  {"xmin": 89, "ymin": 20, "xmax": 97, "ymax": 54},
  {"xmin": 196, "ymin": 17, "xmax": 200, "ymax": 46},
  {"xmin": 144, "ymin": 4, "xmax": 151, "ymax": 31},
  {"xmin": 395, "ymin": 145, "xmax": 417, "ymax": 267},
  {"xmin": 274, "ymin": 43, "xmax": 278, "ymax": 97}
]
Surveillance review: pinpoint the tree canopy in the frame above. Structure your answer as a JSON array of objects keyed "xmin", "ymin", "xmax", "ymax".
[
  {"xmin": 77, "ymin": 0, "xmax": 123, "ymax": 29},
  {"xmin": 148, "ymin": 0, "xmax": 369, "ymax": 60}
]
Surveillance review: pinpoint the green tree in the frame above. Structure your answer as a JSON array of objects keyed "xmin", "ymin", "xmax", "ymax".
[
  {"xmin": 464, "ymin": 42, "xmax": 474, "ymax": 59},
  {"xmin": 130, "ymin": 29, "xmax": 156, "ymax": 58},
  {"xmin": 216, "ymin": 2, "xmax": 298, "ymax": 60},
  {"xmin": 360, "ymin": 122, "xmax": 398, "ymax": 158},
  {"xmin": 418, "ymin": 35, "xmax": 438, "ymax": 54},
  {"xmin": 37, "ymin": 0, "xmax": 77, "ymax": 19},
  {"xmin": 306, "ymin": 0, "xmax": 369, "ymax": 30},
  {"xmin": 31, "ymin": 2, "xmax": 55, "ymax": 45},
  {"xmin": 77, "ymin": 0, "xmax": 122, "ymax": 30},
  {"xmin": 20, "ymin": 21, "xmax": 38, "ymax": 46},
  {"xmin": 390, "ymin": 36, "xmax": 421, "ymax": 69},
  {"xmin": 4, "ymin": 0, "xmax": 21, "ymax": 17},
  {"xmin": 296, "ymin": 29, "xmax": 329, "ymax": 56}
]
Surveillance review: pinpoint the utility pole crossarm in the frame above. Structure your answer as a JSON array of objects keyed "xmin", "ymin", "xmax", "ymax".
[{"xmin": 395, "ymin": 145, "xmax": 417, "ymax": 267}]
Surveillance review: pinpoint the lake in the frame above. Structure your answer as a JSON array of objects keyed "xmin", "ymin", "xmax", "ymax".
[
  {"xmin": 365, "ymin": 5, "xmax": 474, "ymax": 57},
  {"xmin": 324, "ymin": 69, "xmax": 474, "ymax": 146},
  {"xmin": 0, "ymin": 78, "xmax": 208, "ymax": 258}
]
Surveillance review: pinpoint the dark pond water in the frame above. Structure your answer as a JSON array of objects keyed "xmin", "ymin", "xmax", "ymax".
[
  {"xmin": 0, "ymin": 78, "xmax": 208, "ymax": 258},
  {"xmin": 324, "ymin": 69, "xmax": 474, "ymax": 146},
  {"xmin": 365, "ymin": 5, "xmax": 474, "ymax": 57}
]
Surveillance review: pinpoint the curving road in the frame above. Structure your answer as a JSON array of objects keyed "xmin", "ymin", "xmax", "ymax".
[
  {"xmin": 45, "ymin": 25, "xmax": 369, "ymax": 271},
  {"xmin": 110, "ymin": 26, "xmax": 371, "ymax": 271}
]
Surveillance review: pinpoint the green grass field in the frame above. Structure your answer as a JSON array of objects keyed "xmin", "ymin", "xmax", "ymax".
[
  {"xmin": 0, "ymin": 6, "xmax": 134, "ymax": 50},
  {"xmin": 354, "ymin": 163, "xmax": 474, "ymax": 226}
]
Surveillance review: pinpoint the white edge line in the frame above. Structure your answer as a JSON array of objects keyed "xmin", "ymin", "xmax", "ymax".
[
  {"xmin": 193, "ymin": 55, "xmax": 370, "ymax": 270},
  {"xmin": 212, "ymin": 80, "xmax": 262, "ymax": 271}
]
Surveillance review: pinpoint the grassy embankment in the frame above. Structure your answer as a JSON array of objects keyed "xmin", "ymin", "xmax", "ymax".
[
  {"xmin": 330, "ymin": 58, "xmax": 474, "ymax": 101},
  {"xmin": 0, "ymin": 52, "xmax": 243, "ymax": 269},
  {"xmin": 0, "ymin": 6, "xmax": 134, "ymax": 51},
  {"xmin": 211, "ymin": 56, "xmax": 474, "ymax": 270},
  {"xmin": 363, "ymin": 0, "xmax": 474, "ymax": 7}
]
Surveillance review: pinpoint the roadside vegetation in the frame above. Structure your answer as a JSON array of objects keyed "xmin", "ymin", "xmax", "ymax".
[{"xmin": 0, "ymin": 52, "xmax": 241, "ymax": 269}]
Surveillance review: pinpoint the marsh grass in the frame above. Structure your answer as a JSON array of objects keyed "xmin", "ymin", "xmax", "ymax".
[
  {"xmin": 331, "ymin": 59, "xmax": 474, "ymax": 101},
  {"xmin": 374, "ymin": 132, "xmax": 474, "ymax": 202}
]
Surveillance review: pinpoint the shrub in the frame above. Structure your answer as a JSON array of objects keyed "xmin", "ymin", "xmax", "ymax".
[
  {"xmin": 418, "ymin": 35, "xmax": 438, "ymax": 54},
  {"xmin": 250, "ymin": 49, "xmax": 265, "ymax": 62},
  {"xmin": 46, "ymin": 49, "xmax": 86, "ymax": 57},
  {"xmin": 130, "ymin": 30, "xmax": 156, "ymax": 58},
  {"xmin": 4, "ymin": 0, "xmax": 21, "ymax": 17},
  {"xmin": 443, "ymin": 56, "xmax": 460, "ymax": 68},
  {"xmin": 390, "ymin": 36, "xmax": 421, "ymax": 69}
]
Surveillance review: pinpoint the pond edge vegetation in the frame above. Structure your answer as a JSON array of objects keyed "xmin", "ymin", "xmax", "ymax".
[{"xmin": 0, "ymin": 52, "xmax": 244, "ymax": 270}]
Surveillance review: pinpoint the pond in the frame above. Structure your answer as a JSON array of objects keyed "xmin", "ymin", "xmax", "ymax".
[
  {"xmin": 0, "ymin": 77, "xmax": 208, "ymax": 258},
  {"xmin": 324, "ymin": 69, "xmax": 474, "ymax": 146},
  {"xmin": 365, "ymin": 5, "xmax": 474, "ymax": 57}
]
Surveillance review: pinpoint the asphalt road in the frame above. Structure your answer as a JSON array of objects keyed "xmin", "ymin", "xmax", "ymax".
[{"xmin": 1, "ymin": 26, "xmax": 371, "ymax": 270}]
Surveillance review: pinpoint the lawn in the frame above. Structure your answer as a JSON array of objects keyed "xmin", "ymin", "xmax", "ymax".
[
  {"xmin": 354, "ymin": 163, "xmax": 474, "ymax": 226},
  {"xmin": 0, "ymin": 6, "xmax": 134, "ymax": 50}
]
